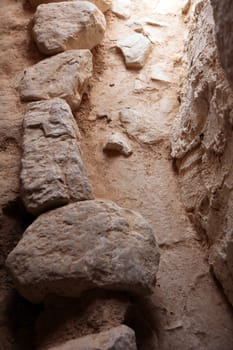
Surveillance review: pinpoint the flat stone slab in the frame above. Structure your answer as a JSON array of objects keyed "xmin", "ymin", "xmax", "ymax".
[
  {"xmin": 6, "ymin": 199, "xmax": 160, "ymax": 303},
  {"xmin": 117, "ymin": 33, "xmax": 151, "ymax": 69},
  {"xmin": 29, "ymin": 0, "xmax": 112, "ymax": 13},
  {"xmin": 20, "ymin": 98, "xmax": 94, "ymax": 215},
  {"xmin": 17, "ymin": 50, "xmax": 93, "ymax": 110},
  {"xmin": 33, "ymin": 1, "xmax": 106, "ymax": 55},
  {"xmin": 47, "ymin": 325, "xmax": 137, "ymax": 350}
]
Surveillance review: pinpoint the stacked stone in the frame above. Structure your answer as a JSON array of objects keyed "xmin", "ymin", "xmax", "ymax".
[{"xmin": 6, "ymin": 1, "xmax": 160, "ymax": 349}]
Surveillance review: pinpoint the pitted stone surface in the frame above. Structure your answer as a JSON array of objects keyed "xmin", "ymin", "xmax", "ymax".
[
  {"xmin": 33, "ymin": 1, "xmax": 106, "ymax": 55},
  {"xmin": 47, "ymin": 325, "xmax": 137, "ymax": 350},
  {"xmin": 17, "ymin": 50, "xmax": 93, "ymax": 110},
  {"xmin": 117, "ymin": 33, "xmax": 151, "ymax": 69},
  {"xmin": 20, "ymin": 98, "xmax": 94, "ymax": 215},
  {"xmin": 29, "ymin": 0, "xmax": 112, "ymax": 12},
  {"xmin": 6, "ymin": 199, "xmax": 160, "ymax": 303}
]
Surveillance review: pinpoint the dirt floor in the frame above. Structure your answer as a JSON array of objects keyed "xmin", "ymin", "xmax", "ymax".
[{"xmin": 0, "ymin": 0, "xmax": 233, "ymax": 349}]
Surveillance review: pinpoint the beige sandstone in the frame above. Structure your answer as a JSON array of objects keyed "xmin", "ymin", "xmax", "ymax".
[
  {"xmin": 18, "ymin": 50, "xmax": 93, "ymax": 110},
  {"xmin": 6, "ymin": 199, "xmax": 160, "ymax": 303},
  {"xmin": 20, "ymin": 98, "xmax": 94, "ymax": 215},
  {"xmin": 33, "ymin": 1, "xmax": 106, "ymax": 55}
]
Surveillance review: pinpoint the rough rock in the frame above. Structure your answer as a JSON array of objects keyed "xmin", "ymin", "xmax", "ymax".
[
  {"xmin": 117, "ymin": 33, "xmax": 151, "ymax": 69},
  {"xmin": 211, "ymin": 0, "xmax": 233, "ymax": 88},
  {"xmin": 103, "ymin": 133, "xmax": 132, "ymax": 156},
  {"xmin": 33, "ymin": 1, "xmax": 106, "ymax": 55},
  {"xmin": 6, "ymin": 199, "xmax": 160, "ymax": 303},
  {"xmin": 112, "ymin": 0, "xmax": 131, "ymax": 19},
  {"xmin": 20, "ymin": 98, "xmax": 94, "ymax": 215},
  {"xmin": 209, "ymin": 231, "xmax": 233, "ymax": 306},
  {"xmin": 29, "ymin": 0, "xmax": 112, "ymax": 12},
  {"xmin": 171, "ymin": 0, "xmax": 233, "ymax": 306},
  {"xmin": 47, "ymin": 325, "xmax": 137, "ymax": 350},
  {"xmin": 17, "ymin": 50, "xmax": 93, "ymax": 110}
]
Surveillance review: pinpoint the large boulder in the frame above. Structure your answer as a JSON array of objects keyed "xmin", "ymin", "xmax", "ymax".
[
  {"xmin": 17, "ymin": 50, "xmax": 93, "ymax": 110},
  {"xmin": 6, "ymin": 199, "xmax": 160, "ymax": 303},
  {"xmin": 29, "ymin": 0, "xmax": 112, "ymax": 13},
  {"xmin": 20, "ymin": 98, "xmax": 94, "ymax": 215},
  {"xmin": 33, "ymin": 1, "xmax": 106, "ymax": 55},
  {"xmin": 47, "ymin": 325, "xmax": 137, "ymax": 350}
]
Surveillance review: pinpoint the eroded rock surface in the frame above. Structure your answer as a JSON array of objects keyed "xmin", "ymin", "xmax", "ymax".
[
  {"xmin": 21, "ymin": 98, "xmax": 94, "ymax": 215},
  {"xmin": 6, "ymin": 199, "xmax": 160, "ymax": 303},
  {"xmin": 117, "ymin": 33, "xmax": 151, "ymax": 69},
  {"xmin": 29, "ymin": 0, "xmax": 112, "ymax": 12},
  {"xmin": 47, "ymin": 325, "xmax": 137, "ymax": 350},
  {"xmin": 18, "ymin": 50, "xmax": 93, "ymax": 110},
  {"xmin": 171, "ymin": 0, "xmax": 233, "ymax": 305},
  {"xmin": 33, "ymin": 1, "xmax": 106, "ymax": 55}
]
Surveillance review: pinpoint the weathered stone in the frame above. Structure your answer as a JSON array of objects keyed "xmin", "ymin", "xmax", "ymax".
[
  {"xmin": 6, "ymin": 199, "xmax": 160, "ymax": 303},
  {"xmin": 17, "ymin": 50, "xmax": 93, "ymax": 110},
  {"xmin": 47, "ymin": 325, "xmax": 137, "ymax": 350},
  {"xmin": 20, "ymin": 98, "xmax": 94, "ymax": 215},
  {"xmin": 33, "ymin": 1, "xmax": 106, "ymax": 55},
  {"xmin": 117, "ymin": 33, "xmax": 151, "ymax": 69},
  {"xmin": 29, "ymin": 0, "xmax": 112, "ymax": 12},
  {"xmin": 209, "ymin": 231, "xmax": 233, "ymax": 306},
  {"xmin": 112, "ymin": 0, "xmax": 131, "ymax": 19},
  {"xmin": 103, "ymin": 133, "xmax": 132, "ymax": 156}
]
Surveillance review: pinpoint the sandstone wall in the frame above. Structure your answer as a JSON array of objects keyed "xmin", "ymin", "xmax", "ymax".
[{"xmin": 171, "ymin": 0, "xmax": 233, "ymax": 305}]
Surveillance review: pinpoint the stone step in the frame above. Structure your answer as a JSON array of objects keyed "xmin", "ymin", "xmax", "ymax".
[
  {"xmin": 6, "ymin": 199, "xmax": 160, "ymax": 303},
  {"xmin": 33, "ymin": 1, "xmax": 106, "ymax": 55},
  {"xmin": 21, "ymin": 98, "xmax": 94, "ymax": 215},
  {"xmin": 17, "ymin": 50, "xmax": 93, "ymax": 110},
  {"xmin": 29, "ymin": 0, "xmax": 112, "ymax": 13}
]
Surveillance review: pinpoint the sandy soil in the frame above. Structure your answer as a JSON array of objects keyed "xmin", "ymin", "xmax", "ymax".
[{"xmin": 0, "ymin": 0, "xmax": 233, "ymax": 349}]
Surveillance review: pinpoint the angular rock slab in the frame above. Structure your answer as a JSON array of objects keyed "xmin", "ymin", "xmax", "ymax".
[
  {"xmin": 6, "ymin": 199, "xmax": 160, "ymax": 303},
  {"xmin": 47, "ymin": 325, "xmax": 137, "ymax": 350},
  {"xmin": 117, "ymin": 33, "xmax": 151, "ymax": 69},
  {"xmin": 29, "ymin": 0, "xmax": 112, "ymax": 13},
  {"xmin": 18, "ymin": 50, "xmax": 93, "ymax": 110},
  {"xmin": 33, "ymin": 1, "xmax": 106, "ymax": 55},
  {"xmin": 21, "ymin": 98, "xmax": 94, "ymax": 215}
]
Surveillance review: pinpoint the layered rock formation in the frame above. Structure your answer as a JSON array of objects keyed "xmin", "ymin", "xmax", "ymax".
[{"xmin": 171, "ymin": 0, "xmax": 233, "ymax": 305}]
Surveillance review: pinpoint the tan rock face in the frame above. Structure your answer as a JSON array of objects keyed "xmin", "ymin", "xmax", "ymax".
[
  {"xmin": 6, "ymin": 199, "xmax": 160, "ymax": 303},
  {"xmin": 29, "ymin": 0, "xmax": 112, "ymax": 13},
  {"xmin": 20, "ymin": 98, "xmax": 94, "ymax": 215},
  {"xmin": 117, "ymin": 33, "xmax": 151, "ymax": 69},
  {"xmin": 47, "ymin": 325, "xmax": 137, "ymax": 350},
  {"xmin": 33, "ymin": 1, "xmax": 106, "ymax": 55},
  {"xmin": 17, "ymin": 50, "xmax": 93, "ymax": 110},
  {"xmin": 171, "ymin": 0, "xmax": 233, "ymax": 306}
]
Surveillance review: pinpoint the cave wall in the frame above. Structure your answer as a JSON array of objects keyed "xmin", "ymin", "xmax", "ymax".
[{"xmin": 171, "ymin": 0, "xmax": 233, "ymax": 305}]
